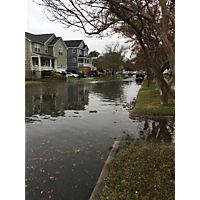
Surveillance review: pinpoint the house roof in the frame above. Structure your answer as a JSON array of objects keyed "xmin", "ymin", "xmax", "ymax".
[
  {"xmin": 48, "ymin": 37, "xmax": 61, "ymax": 46},
  {"xmin": 64, "ymin": 40, "xmax": 83, "ymax": 48},
  {"xmin": 32, "ymin": 52, "xmax": 57, "ymax": 59},
  {"xmin": 25, "ymin": 32, "xmax": 54, "ymax": 44}
]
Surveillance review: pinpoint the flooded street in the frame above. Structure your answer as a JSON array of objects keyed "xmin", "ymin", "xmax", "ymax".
[{"xmin": 25, "ymin": 77, "xmax": 175, "ymax": 200}]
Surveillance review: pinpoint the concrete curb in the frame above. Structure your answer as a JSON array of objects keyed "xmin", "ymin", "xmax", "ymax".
[{"xmin": 89, "ymin": 141, "xmax": 121, "ymax": 200}]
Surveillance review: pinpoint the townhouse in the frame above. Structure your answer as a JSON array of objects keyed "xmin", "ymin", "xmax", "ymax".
[
  {"xmin": 25, "ymin": 32, "xmax": 68, "ymax": 78},
  {"xmin": 64, "ymin": 40, "xmax": 93, "ymax": 75},
  {"xmin": 25, "ymin": 32, "xmax": 94, "ymax": 78}
]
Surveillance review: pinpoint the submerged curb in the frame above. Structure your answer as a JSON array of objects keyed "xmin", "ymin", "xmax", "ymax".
[{"xmin": 89, "ymin": 141, "xmax": 121, "ymax": 200}]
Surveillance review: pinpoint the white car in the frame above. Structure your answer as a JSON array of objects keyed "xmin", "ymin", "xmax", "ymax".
[
  {"xmin": 132, "ymin": 71, "xmax": 137, "ymax": 78},
  {"xmin": 163, "ymin": 69, "xmax": 171, "ymax": 75},
  {"xmin": 66, "ymin": 72, "xmax": 79, "ymax": 78}
]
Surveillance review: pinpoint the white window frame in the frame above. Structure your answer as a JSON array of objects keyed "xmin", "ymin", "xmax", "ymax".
[
  {"xmin": 58, "ymin": 45, "xmax": 63, "ymax": 55},
  {"xmin": 72, "ymin": 48, "xmax": 76, "ymax": 53},
  {"xmin": 72, "ymin": 58, "xmax": 76, "ymax": 63},
  {"xmin": 34, "ymin": 43, "xmax": 40, "ymax": 52}
]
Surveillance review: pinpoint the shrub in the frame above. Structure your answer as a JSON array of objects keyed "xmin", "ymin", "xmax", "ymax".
[
  {"xmin": 61, "ymin": 71, "xmax": 66, "ymax": 75},
  {"xmin": 50, "ymin": 70, "xmax": 57, "ymax": 76},
  {"xmin": 41, "ymin": 70, "xmax": 52, "ymax": 77}
]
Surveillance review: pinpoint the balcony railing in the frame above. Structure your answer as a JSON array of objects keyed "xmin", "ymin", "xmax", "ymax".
[
  {"xmin": 33, "ymin": 65, "xmax": 54, "ymax": 71},
  {"xmin": 78, "ymin": 63, "xmax": 91, "ymax": 67},
  {"xmin": 41, "ymin": 66, "xmax": 53, "ymax": 71}
]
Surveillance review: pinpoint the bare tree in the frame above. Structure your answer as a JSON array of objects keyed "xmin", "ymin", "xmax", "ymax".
[
  {"xmin": 33, "ymin": 0, "xmax": 175, "ymax": 103},
  {"xmin": 96, "ymin": 42, "xmax": 127, "ymax": 74}
]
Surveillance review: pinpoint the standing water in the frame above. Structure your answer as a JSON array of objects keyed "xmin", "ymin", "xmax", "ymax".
[{"xmin": 25, "ymin": 77, "xmax": 174, "ymax": 200}]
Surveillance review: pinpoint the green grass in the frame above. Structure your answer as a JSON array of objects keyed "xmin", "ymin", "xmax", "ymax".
[
  {"xmin": 100, "ymin": 142, "xmax": 175, "ymax": 200},
  {"xmin": 25, "ymin": 77, "xmax": 96, "ymax": 84},
  {"xmin": 106, "ymin": 74, "xmax": 125, "ymax": 78},
  {"xmin": 66, "ymin": 77, "xmax": 95, "ymax": 81},
  {"xmin": 133, "ymin": 78, "xmax": 175, "ymax": 116},
  {"xmin": 25, "ymin": 80, "xmax": 46, "ymax": 84}
]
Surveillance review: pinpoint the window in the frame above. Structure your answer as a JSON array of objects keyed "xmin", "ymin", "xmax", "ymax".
[
  {"xmin": 72, "ymin": 48, "xmax": 76, "ymax": 53},
  {"xmin": 72, "ymin": 58, "xmax": 76, "ymax": 63},
  {"xmin": 45, "ymin": 46, "xmax": 48, "ymax": 54},
  {"xmin": 34, "ymin": 43, "xmax": 40, "ymax": 52},
  {"xmin": 59, "ymin": 45, "xmax": 63, "ymax": 55}
]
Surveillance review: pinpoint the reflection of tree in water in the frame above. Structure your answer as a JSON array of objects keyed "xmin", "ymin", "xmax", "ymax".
[
  {"xmin": 91, "ymin": 80, "xmax": 127, "ymax": 102},
  {"xmin": 139, "ymin": 118, "xmax": 175, "ymax": 144}
]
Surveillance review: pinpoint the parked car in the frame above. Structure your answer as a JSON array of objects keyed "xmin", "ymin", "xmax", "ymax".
[
  {"xmin": 89, "ymin": 70, "xmax": 97, "ymax": 77},
  {"xmin": 80, "ymin": 72, "xmax": 88, "ymax": 78},
  {"xmin": 123, "ymin": 71, "xmax": 129, "ymax": 74},
  {"xmin": 163, "ymin": 69, "xmax": 171, "ymax": 75},
  {"xmin": 124, "ymin": 74, "xmax": 129, "ymax": 79},
  {"xmin": 132, "ymin": 71, "xmax": 137, "ymax": 78},
  {"xmin": 66, "ymin": 72, "xmax": 79, "ymax": 78},
  {"xmin": 128, "ymin": 71, "xmax": 133, "ymax": 76},
  {"xmin": 136, "ymin": 71, "xmax": 145, "ymax": 80}
]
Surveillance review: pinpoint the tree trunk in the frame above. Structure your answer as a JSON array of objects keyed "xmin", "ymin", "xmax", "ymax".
[
  {"xmin": 160, "ymin": 84, "xmax": 168, "ymax": 106},
  {"xmin": 155, "ymin": 79, "xmax": 161, "ymax": 92},
  {"xmin": 147, "ymin": 69, "xmax": 150, "ymax": 87},
  {"xmin": 155, "ymin": 79, "xmax": 168, "ymax": 106},
  {"xmin": 137, "ymin": 34, "xmax": 175, "ymax": 100}
]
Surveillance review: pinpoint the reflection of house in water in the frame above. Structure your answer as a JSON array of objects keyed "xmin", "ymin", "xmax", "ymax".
[
  {"xmin": 25, "ymin": 83, "xmax": 89, "ymax": 117},
  {"xmin": 67, "ymin": 83, "xmax": 89, "ymax": 110},
  {"xmin": 25, "ymin": 86, "xmax": 66, "ymax": 117},
  {"xmin": 41, "ymin": 92, "xmax": 58, "ymax": 113}
]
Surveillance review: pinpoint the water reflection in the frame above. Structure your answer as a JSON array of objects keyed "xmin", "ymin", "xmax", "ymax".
[
  {"xmin": 91, "ymin": 79, "xmax": 125, "ymax": 102},
  {"xmin": 130, "ymin": 116, "xmax": 175, "ymax": 143},
  {"xmin": 25, "ymin": 82, "xmax": 90, "ymax": 117},
  {"xmin": 25, "ymin": 79, "xmax": 174, "ymax": 200},
  {"xmin": 25, "ymin": 79, "xmax": 134, "ymax": 118}
]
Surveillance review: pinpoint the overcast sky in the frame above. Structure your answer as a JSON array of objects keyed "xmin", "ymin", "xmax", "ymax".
[{"xmin": 26, "ymin": 0, "xmax": 129, "ymax": 55}]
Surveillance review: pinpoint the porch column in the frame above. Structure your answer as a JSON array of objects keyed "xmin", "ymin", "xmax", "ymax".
[
  {"xmin": 30, "ymin": 57, "xmax": 33, "ymax": 71},
  {"xmin": 54, "ymin": 60, "xmax": 57, "ymax": 72},
  {"xmin": 50, "ymin": 59, "xmax": 52, "ymax": 70},
  {"xmin": 38, "ymin": 56, "xmax": 41, "ymax": 71}
]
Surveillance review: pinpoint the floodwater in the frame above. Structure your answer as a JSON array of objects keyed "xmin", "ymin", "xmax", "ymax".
[{"xmin": 25, "ymin": 77, "xmax": 175, "ymax": 200}]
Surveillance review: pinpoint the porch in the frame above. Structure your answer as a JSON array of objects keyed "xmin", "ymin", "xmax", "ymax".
[
  {"xmin": 78, "ymin": 57, "xmax": 92, "ymax": 68},
  {"xmin": 33, "ymin": 65, "xmax": 54, "ymax": 71},
  {"xmin": 31, "ymin": 53, "xmax": 57, "ymax": 78}
]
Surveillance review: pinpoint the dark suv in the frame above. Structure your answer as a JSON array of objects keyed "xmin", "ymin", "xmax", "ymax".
[
  {"xmin": 89, "ymin": 70, "xmax": 97, "ymax": 77},
  {"xmin": 136, "ymin": 71, "xmax": 145, "ymax": 80}
]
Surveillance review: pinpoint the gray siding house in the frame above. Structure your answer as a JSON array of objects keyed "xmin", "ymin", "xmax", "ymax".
[
  {"xmin": 64, "ymin": 40, "xmax": 92, "ymax": 73},
  {"xmin": 25, "ymin": 32, "xmax": 68, "ymax": 78}
]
